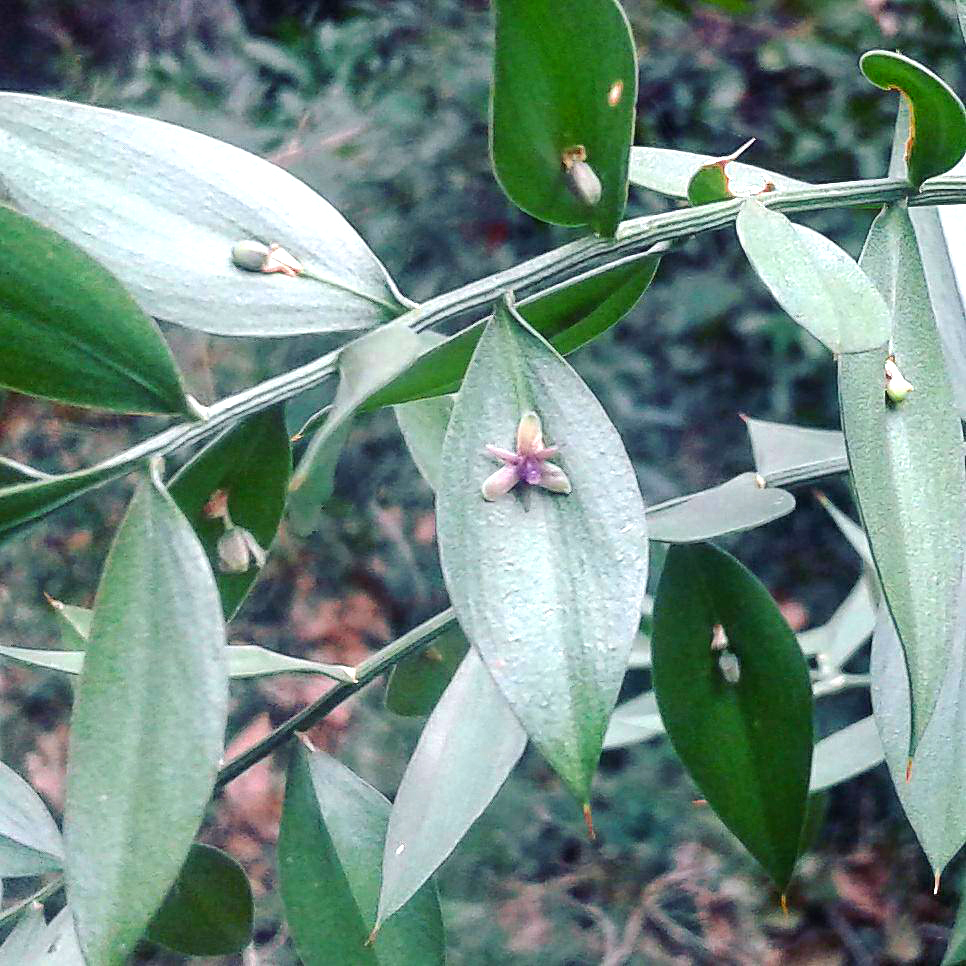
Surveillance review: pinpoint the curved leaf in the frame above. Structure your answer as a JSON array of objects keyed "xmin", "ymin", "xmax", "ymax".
[
  {"xmin": 0, "ymin": 761, "xmax": 63, "ymax": 876},
  {"xmin": 742, "ymin": 417, "xmax": 847, "ymax": 487},
  {"xmin": 146, "ymin": 844, "xmax": 253, "ymax": 956},
  {"xmin": 385, "ymin": 622, "xmax": 468, "ymax": 717},
  {"xmin": 278, "ymin": 742, "xmax": 445, "ymax": 965},
  {"xmin": 0, "ymin": 205, "xmax": 189, "ymax": 415},
  {"xmin": 629, "ymin": 146, "xmax": 808, "ymax": 199},
  {"xmin": 651, "ymin": 543, "xmax": 813, "ymax": 890},
  {"xmin": 809, "ymin": 717, "xmax": 884, "ymax": 794},
  {"xmin": 377, "ymin": 650, "xmax": 526, "ymax": 930},
  {"xmin": 168, "ymin": 408, "xmax": 291, "ymax": 619},
  {"xmin": 647, "ymin": 472, "xmax": 795, "ymax": 543},
  {"xmin": 394, "ymin": 396, "xmax": 454, "ymax": 494},
  {"xmin": 736, "ymin": 199, "xmax": 891, "ymax": 354},
  {"xmin": 838, "ymin": 203, "xmax": 966, "ymax": 750},
  {"xmin": 367, "ymin": 255, "xmax": 661, "ymax": 410},
  {"xmin": 860, "ymin": 51, "xmax": 966, "ymax": 188},
  {"xmin": 0, "ymin": 94, "xmax": 406, "ymax": 337},
  {"xmin": 490, "ymin": 0, "xmax": 637, "ymax": 235},
  {"xmin": 64, "ymin": 467, "xmax": 228, "ymax": 965},
  {"xmin": 686, "ymin": 139, "xmax": 760, "ymax": 206},
  {"xmin": 437, "ymin": 298, "xmax": 647, "ymax": 802}
]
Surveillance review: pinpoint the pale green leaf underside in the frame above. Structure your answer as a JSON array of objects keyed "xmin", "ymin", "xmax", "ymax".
[
  {"xmin": 0, "ymin": 760, "xmax": 64, "ymax": 876},
  {"xmin": 743, "ymin": 417, "xmax": 847, "ymax": 487}
]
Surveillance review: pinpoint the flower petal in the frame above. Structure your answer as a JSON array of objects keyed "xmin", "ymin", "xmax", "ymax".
[
  {"xmin": 516, "ymin": 411, "xmax": 544, "ymax": 455},
  {"xmin": 537, "ymin": 461, "xmax": 571, "ymax": 495},
  {"xmin": 481, "ymin": 464, "xmax": 520, "ymax": 501},
  {"xmin": 485, "ymin": 444, "xmax": 519, "ymax": 463}
]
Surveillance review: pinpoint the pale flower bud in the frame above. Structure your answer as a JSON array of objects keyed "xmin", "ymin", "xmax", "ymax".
[{"xmin": 217, "ymin": 526, "xmax": 267, "ymax": 574}]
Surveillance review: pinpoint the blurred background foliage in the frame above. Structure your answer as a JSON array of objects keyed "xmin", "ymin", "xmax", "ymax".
[{"xmin": 1, "ymin": 0, "xmax": 965, "ymax": 961}]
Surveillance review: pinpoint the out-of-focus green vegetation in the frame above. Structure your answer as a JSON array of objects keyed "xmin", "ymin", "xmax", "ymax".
[{"xmin": 1, "ymin": 1, "xmax": 965, "ymax": 961}]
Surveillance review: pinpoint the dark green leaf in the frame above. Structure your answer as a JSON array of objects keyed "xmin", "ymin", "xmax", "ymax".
[
  {"xmin": 146, "ymin": 844, "xmax": 253, "ymax": 956},
  {"xmin": 394, "ymin": 396, "xmax": 453, "ymax": 493},
  {"xmin": 491, "ymin": 0, "xmax": 637, "ymax": 236},
  {"xmin": 860, "ymin": 51, "xmax": 966, "ymax": 188},
  {"xmin": 0, "ymin": 760, "xmax": 63, "ymax": 876},
  {"xmin": 736, "ymin": 199, "xmax": 891, "ymax": 354},
  {"xmin": 809, "ymin": 717, "xmax": 883, "ymax": 793},
  {"xmin": 742, "ymin": 417, "xmax": 847, "ymax": 487},
  {"xmin": 437, "ymin": 298, "xmax": 647, "ymax": 802},
  {"xmin": 168, "ymin": 408, "xmax": 291, "ymax": 619},
  {"xmin": 367, "ymin": 256, "xmax": 661, "ymax": 410},
  {"xmin": 0, "ymin": 94, "xmax": 406, "ymax": 337},
  {"xmin": 377, "ymin": 650, "xmax": 526, "ymax": 929},
  {"xmin": 838, "ymin": 203, "xmax": 966, "ymax": 750},
  {"xmin": 686, "ymin": 139, "xmax": 758, "ymax": 206},
  {"xmin": 651, "ymin": 543, "xmax": 813, "ymax": 890},
  {"xmin": 629, "ymin": 146, "xmax": 807, "ymax": 199},
  {"xmin": 278, "ymin": 742, "xmax": 445, "ymax": 965},
  {"xmin": 0, "ymin": 205, "xmax": 189, "ymax": 415},
  {"xmin": 63, "ymin": 466, "xmax": 229, "ymax": 965},
  {"xmin": 647, "ymin": 472, "xmax": 795, "ymax": 543},
  {"xmin": 288, "ymin": 324, "xmax": 422, "ymax": 536},
  {"xmin": 385, "ymin": 623, "xmax": 469, "ymax": 717}
]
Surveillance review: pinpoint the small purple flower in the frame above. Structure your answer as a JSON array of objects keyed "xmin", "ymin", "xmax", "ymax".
[{"xmin": 481, "ymin": 411, "xmax": 572, "ymax": 501}]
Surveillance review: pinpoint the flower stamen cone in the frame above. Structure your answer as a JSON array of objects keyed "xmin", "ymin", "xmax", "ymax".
[{"xmin": 482, "ymin": 411, "xmax": 572, "ymax": 501}]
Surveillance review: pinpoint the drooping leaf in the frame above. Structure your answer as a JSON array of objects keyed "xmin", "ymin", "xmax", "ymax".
[
  {"xmin": 437, "ymin": 298, "xmax": 647, "ymax": 802},
  {"xmin": 64, "ymin": 466, "xmax": 229, "ymax": 966},
  {"xmin": 377, "ymin": 650, "xmax": 526, "ymax": 930},
  {"xmin": 278, "ymin": 742, "xmax": 445, "ymax": 965},
  {"xmin": 629, "ymin": 146, "xmax": 808, "ymax": 199},
  {"xmin": 797, "ymin": 575, "xmax": 876, "ymax": 670},
  {"xmin": 168, "ymin": 407, "xmax": 291, "ymax": 619},
  {"xmin": 0, "ymin": 761, "xmax": 63, "ymax": 876},
  {"xmin": 145, "ymin": 844, "xmax": 253, "ymax": 956},
  {"xmin": 0, "ymin": 205, "xmax": 190, "ymax": 415},
  {"xmin": 0, "ymin": 94, "xmax": 406, "ymax": 337},
  {"xmin": 651, "ymin": 543, "xmax": 813, "ymax": 890},
  {"xmin": 394, "ymin": 396, "xmax": 454, "ymax": 493},
  {"xmin": 838, "ymin": 203, "xmax": 966, "ymax": 751},
  {"xmin": 288, "ymin": 324, "xmax": 422, "ymax": 536},
  {"xmin": 742, "ymin": 416, "xmax": 847, "ymax": 487},
  {"xmin": 809, "ymin": 717, "xmax": 884, "ymax": 794},
  {"xmin": 385, "ymin": 623, "xmax": 469, "ymax": 717},
  {"xmin": 491, "ymin": 0, "xmax": 638, "ymax": 236},
  {"xmin": 0, "ymin": 902, "xmax": 47, "ymax": 965},
  {"xmin": 602, "ymin": 691, "xmax": 664, "ymax": 750},
  {"xmin": 647, "ymin": 472, "xmax": 795, "ymax": 543},
  {"xmin": 860, "ymin": 51, "xmax": 966, "ymax": 189},
  {"xmin": 815, "ymin": 493, "xmax": 874, "ymax": 572},
  {"xmin": 736, "ymin": 199, "xmax": 891, "ymax": 354},
  {"xmin": 870, "ymin": 595, "xmax": 966, "ymax": 878},
  {"xmin": 367, "ymin": 255, "xmax": 661, "ymax": 410}
]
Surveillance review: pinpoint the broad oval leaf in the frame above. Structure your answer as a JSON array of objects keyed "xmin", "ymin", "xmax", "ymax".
[
  {"xmin": 651, "ymin": 542, "xmax": 813, "ymax": 890},
  {"xmin": 809, "ymin": 717, "xmax": 884, "ymax": 794},
  {"xmin": 0, "ymin": 761, "xmax": 63, "ymax": 876},
  {"xmin": 377, "ymin": 650, "xmax": 526, "ymax": 930},
  {"xmin": 145, "ymin": 844, "xmax": 253, "ymax": 956},
  {"xmin": 168, "ymin": 407, "xmax": 291, "ymax": 619},
  {"xmin": 0, "ymin": 205, "xmax": 189, "ymax": 415},
  {"xmin": 742, "ymin": 416, "xmax": 847, "ymax": 487},
  {"xmin": 367, "ymin": 255, "xmax": 661, "ymax": 410},
  {"xmin": 0, "ymin": 94, "xmax": 406, "ymax": 337},
  {"xmin": 647, "ymin": 472, "xmax": 795, "ymax": 543},
  {"xmin": 629, "ymin": 146, "xmax": 808, "ymax": 199},
  {"xmin": 490, "ymin": 0, "xmax": 637, "ymax": 236},
  {"xmin": 860, "ymin": 51, "xmax": 966, "ymax": 189},
  {"xmin": 385, "ymin": 622, "xmax": 468, "ymax": 717},
  {"xmin": 278, "ymin": 741, "xmax": 445, "ymax": 965},
  {"xmin": 838, "ymin": 202, "xmax": 966, "ymax": 750},
  {"xmin": 437, "ymin": 298, "xmax": 647, "ymax": 803},
  {"xmin": 736, "ymin": 199, "xmax": 891, "ymax": 354},
  {"xmin": 64, "ymin": 467, "xmax": 229, "ymax": 965}
]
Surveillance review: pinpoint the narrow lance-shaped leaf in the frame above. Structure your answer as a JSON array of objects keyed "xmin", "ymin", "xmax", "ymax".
[
  {"xmin": 736, "ymin": 199, "xmax": 891, "ymax": 354},
  {"xmin": 809, "ymin": 717, "xmax": 884, "ymax": 794},
  {"xmin": 168, "ymin": 407, "xmax": 291, "ymax": 619},
  {"xmin": 145, "ymin": 844, "xmax": 253, "ymax": 957},
  {"xmin": 278, "ymin": 741, "xmax": 445, "ymax": 965},
  {"xmin": 64, "ymin": 465, "xmax": 229, "ymax": 966},
  {"xmin": 0, "ymin": 205, "xmax": 190, "ymax": 415},
  {"xmin": 741, "ymin": 416, "xmax": 847, "ymax": 487},
  {"xmin": 860, "ymin": 51, "xmax": 966, "ymax": 189},
  {"xmin": 629, "ymin": 146, "xmax": 807, "ymax": 199},
  {"xmin": 376, "ymin": 650, "xmax": 527, "ymax": 931},
  {"xmin": 0, "ymin": 761, "xmax": 63, "ymax": 876},
  {"xmin": 0, "ymin": 902, "xmax": 47, "ymax": 965},
  {"xmin": 650, "ymin": 543, "xmax": 813, "ymax": 891},
  {"xmin": 491, "ymin": 0, "xmax": 638, "ymax": 236},
  {"xmin": 437, "ymin": 297, "xmax": 647, "ymax": 804},
  {"xmin": 838, "ymin": 202, "xmax": 966, "ymax": 751},
  {"xmin": 288, "ymin": 323, "xmax": 422, "ymax": 536},
  {"xmin": 367, "ymin": 255, "xmax": 661, "ymax": 411},
  {"xmin": 0, "ymin": 94, "xmax": 407, "ymax": 337}
]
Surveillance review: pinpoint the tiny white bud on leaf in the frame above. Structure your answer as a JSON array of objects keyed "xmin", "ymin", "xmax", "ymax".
[
  {"xmin": 885, "ymin": 357, "xmax": 914, "ymax": 403},
  {"xmin": 217, "ymin": 526, "xmax": 267, "ymax": 574},
  {"xmin": 718, "ymin": 650, "xmax": 741, "ymax": 684},
  {"xmin": 231, "ymin": 240, "xmax": 271, "ymax": 272}
]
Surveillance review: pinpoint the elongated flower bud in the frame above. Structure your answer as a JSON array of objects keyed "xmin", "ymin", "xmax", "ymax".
[
  {"xmin": 565, "ymin": 160, "xmax": 602, "ymax": 207},
  {"xmin": 217, "ymin": 526, "xmax": 267, "ymax": 574},
  {"xmin": 231, "ymin": 240, "xmax": 271, "ymax": 272}
]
